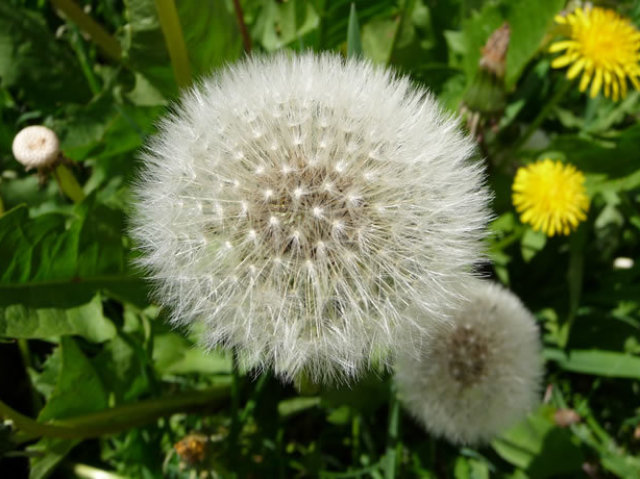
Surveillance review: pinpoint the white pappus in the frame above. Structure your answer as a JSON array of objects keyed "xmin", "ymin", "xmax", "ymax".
[
  {"xmin": 130, "ymin": 53, "xmax": 491, "ymax": 383},
  {"xmin": 395, "ymin": 279, "xmax": 543, "ymax": 445}
]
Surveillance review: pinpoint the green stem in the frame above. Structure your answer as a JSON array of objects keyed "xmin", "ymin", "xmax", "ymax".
[
  {"xmin": 514, "ymin": 78, "xmax": 571, "ymax": 151},
  {"xmin": 49, "ymin": 0, "xmax": 122, "ymax": 61},
  {"xmin": 0, "ymin": 385, "xmax": 229, "ymax": 441},
  {"xmin": 232, "ymin": 0, "xmax": 252, "ymax": 53},
  {"xmin": 68, "ymin": 25, "xmax": 101, "ymax": 96},
  {"xmin": 53, "ymin": 164, "xmax": 85, "ymax": 203},
  {"xmin": 153, "ymin": 0, "xmax": 192, "ymax": 89},
  {"xmin": 70, "ymin": 463, "xmax": 126, "ymax": 479},
  {"xmin": 238, "ymin": 372, "xmax": 269, "ymax": 424},
  {"xmin": 384, "ymin": 385, "xmax": 400, "ymax": 479},
  {"xmin": 228, "ymin": 350, "xmax": 241, "ymax": 467},
  {"xmin": 559, "ymin": 223, "xmax": 587, "ymax": 348},
  {"xmin": 350, "ymin": 411, "xmax": 361, "ymax": 469}
]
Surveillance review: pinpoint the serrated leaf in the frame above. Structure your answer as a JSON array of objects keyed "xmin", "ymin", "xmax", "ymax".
[
  {"xmin": 38, "ymin": 337, "xmax": 108, "ymax": 422},
  {"xmin": 30, "ymin": 347, "xmax": 62, "ymax": 400},
  {"xmin": 0, "ymin": 199, "xmax": 147, "ymax": 308},
  {"xmin": 0, "ymin": 295, "xmax": 115, "ymax": 343}
]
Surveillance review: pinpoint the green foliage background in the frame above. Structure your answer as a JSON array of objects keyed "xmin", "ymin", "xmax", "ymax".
[{"xmin": 1, "ymin": 0, "xmax": 640, "ymax": 477}]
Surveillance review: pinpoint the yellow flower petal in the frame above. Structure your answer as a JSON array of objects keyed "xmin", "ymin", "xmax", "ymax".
[
  {"xmin": 567, "ymin": 58, "xmax": 586, "ymax": 79},
  {"xmin": 549, "ymin": 6, "xmax": 640, "ymax": 100},
  {"xmin": 511, "ymin": 159, "xmax": 589, "ymax": 237}
]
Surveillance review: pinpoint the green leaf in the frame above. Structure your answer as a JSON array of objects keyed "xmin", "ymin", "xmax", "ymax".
[
  {"xmin": 0, "ymin": 3, "xmax": 91, "ymax": 107},
  {"xmin": 460, "ymin": 3, "xmax": 504, "ymax": 85},
  {"xmin": 493, "ymin": 406, "xmax": 584, "ymax": 478},
  {"xmin": 0, "ymin": 199, "xmax": 147, "ymax": 308},
  {"xmin": 38, "ymin": 337, "xmax": 109, "ymax": 422},
  {"xmin": 27, "ymin": 437, "xmax": 79, "ymax": 479},
  {"xmin": 94, "ymin": 334, "xmax": 150, "ymax": 402},
  {"xmin": 152, "ymin": 333, "xmax": 232, "ymax": 375},
  {"xmin": 454, "ymin": 456, "xmax": 490, "ymax": 479},
  {"xmin": 545, "ymin": 348, "xmax": 640, "ymax": 379},
  {"xmin": 546, "ymin": 123, "xmax": 640, "ymax": 179},
  {"xmin": 504, "ymin": 0, "xmax": 565, "ymax": 89},
  {"xmin": 252, "ymin": 0, "xmax": 320, "ymax": 51},
  {"xmin": 278, "ymin": 396, "xmax": 321, "ymax": 418},
  {"xmin": 319, "ymin": 0, "xmax": 395, "ymax": 52},
  {"xmin": 520, "ymin": 227, "xmax": 546, "ymax": 262},
  {"xmin": 29, "ymin": 346, "xmax": 62, "ymax": 400},
  {"xmin": 0, "ymin": 295, "xmax": 115, "ymax": 343},
  {"xmin": 347, "ymin": 3, "xmax": 363, "ymax": 58},
  {"xmin": 361, "ymin": 18, "xmax": 397, "ymax": 64},
  {"xmin": 121, "ymin": 0, "xmax": 243, "ymax": 96}
]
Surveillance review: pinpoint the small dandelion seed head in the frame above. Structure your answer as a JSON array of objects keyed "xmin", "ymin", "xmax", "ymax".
[
  {"xmin": 12, "ymin": 125, "xmax": 60, "ymax": 170},
  {"xmin": 512, "ymin": 158, "xmax": 589, "ymax": 237},
  {"xmin": 131, "ymin": 53, "xmax": 491, "ymax": 383},
  {"xmin": 549, "ymin": 6, "xmax": 640, "ymax": 99},
  {"xmin": 395, "ymin": 280, "xmax": 543, "ymax": 445}
]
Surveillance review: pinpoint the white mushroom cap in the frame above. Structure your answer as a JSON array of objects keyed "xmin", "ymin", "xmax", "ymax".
[{"xmin": 12, "ymin": 125, "xmax": 60, "ymax": 170}]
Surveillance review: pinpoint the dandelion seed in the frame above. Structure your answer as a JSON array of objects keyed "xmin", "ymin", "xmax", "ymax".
[
  {"xmin": 131, "ymin": 53, "xmax": 491, "ymax": 383},
  {"xmin": 512, "ymin": 159, "xmax": 589, "ymax": 236},
  {"xmin": 550, "ymin": 6, "xmax": 640, "ymax": 100},
  {"xmin": 395, "ymin": 280, "xmax": 543, "ymax": 445}
]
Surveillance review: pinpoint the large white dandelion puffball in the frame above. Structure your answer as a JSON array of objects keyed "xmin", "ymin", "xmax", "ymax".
[
  {"xmin": 395, "ymin": 280, "xmax": 543, "ymax": 445},
  {"xmin": 131, "ymin": 53, "xmax": 490, "ymax": 383}
]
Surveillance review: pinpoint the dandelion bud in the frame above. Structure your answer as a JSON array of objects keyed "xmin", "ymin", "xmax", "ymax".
[
  {"xmin": 131, "ymin": 53, "xmax": 491, "ymax": 383},
  {"xmin": 12, "ymin": 125, "xmax": 60, "ymax": 170},
  {"xmin": 395, "ymin": 280, "xmax": 543, "ymax": 445}
]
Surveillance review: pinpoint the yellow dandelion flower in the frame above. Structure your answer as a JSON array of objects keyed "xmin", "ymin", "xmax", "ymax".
[
  {"xmin": 549, "ymin": 6, "xmax": 640, "ymax": 100},
  {"xmin": 512, "ymin": 159, "xmax": 589, "ymax": 237}
]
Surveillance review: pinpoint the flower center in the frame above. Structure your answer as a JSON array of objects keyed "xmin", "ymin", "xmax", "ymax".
[{"xmin": 446, "ymin": 324, "xmax": 490, "ymax": 387}]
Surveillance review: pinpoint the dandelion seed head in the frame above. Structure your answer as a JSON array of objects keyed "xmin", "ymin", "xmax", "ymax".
[
  {"xmin": 395, "ymin": 280, "xmax": 543, "ymax": 445},
  {"xmin": 12, "ymin": 125, "xmax": 60, "ymax": 170},
  {"xmin": 131, "ymin": 53, "xmax": 491, "ymax": 383},
  {"xmin": 512, "ymin": 159, "xmax": 589, "ymax": 236}
]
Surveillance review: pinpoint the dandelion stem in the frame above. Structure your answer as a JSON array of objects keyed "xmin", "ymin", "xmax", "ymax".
[
  {"xmin": 53, "ymin": 164, "xmax": 85, "ymax": 203},
  {"xmin": 49, "ymin": 0, "xmax": 122, "ymax": 62},
  {"xmin": 350, "ymin": 411, "xmax": 361, "ymax": 469},
  {"xmin": 515, "ymin": 78, "xmax": 571, "ymax": 151},
  {"xmin": 384, "ymin": 384, "xmax": 400, "ymax": 479},
  {"xmin": 68, "ymin": 25, "xmax": 101, "ymax": 96},
  {"xmin": 559, "ymin": 223, "xmax": 587, "ymax": 347},
  {"xmin": 232, "ymin": 0, "xmax": 252, "ymax": 54},
  {"xmin": 228, "ymin": 349, "xmax": 241, "ymax": 467},
  {"xmin": 0, "ymin": 385, "xmax": 229, "ymax": 441},
  {"xmin": 153, "ymin": 0, "xmax": 192, "ymax": 89},
  {"xmin": 238, "ymin": 372, "xmax": 269, "ymax": 424}
]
